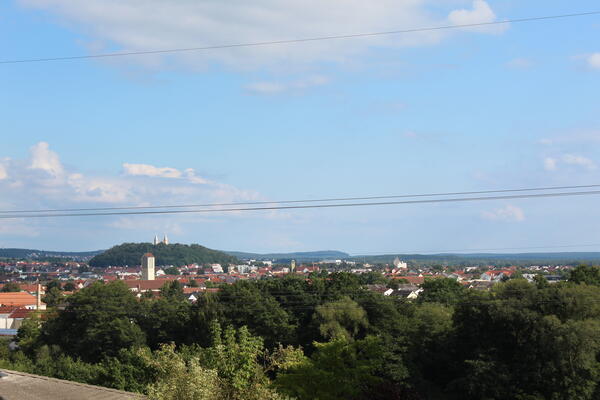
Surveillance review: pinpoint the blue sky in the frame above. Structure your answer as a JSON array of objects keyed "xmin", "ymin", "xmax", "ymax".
[{"xmin": 1, "ymin": 0, "xmax": 600, "ymax": 254}]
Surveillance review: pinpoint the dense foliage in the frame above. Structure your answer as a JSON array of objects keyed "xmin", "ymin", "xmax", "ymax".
[
  {"xmin": 88, "ymin": 242, "xmax": 238, "ymax": 267},
  {"xmin": 2, "ymin": 267, "xmax": 600, "ymax": 399}
]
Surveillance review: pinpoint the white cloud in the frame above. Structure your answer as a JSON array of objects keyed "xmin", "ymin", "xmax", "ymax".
[
  {"xmin": 481, "ymin": 205, "xmax": 525, "ymax": 222},
  {"xmin": 0, "ymin": 163, "xmax": 7, "ymax": 180},
  {"xmin": 28, "ymin": 142, "xmax": 64, "ymax": 177},
  {"xmin": 123, "ymin": 163, "xmax": 183, "ymax": 179},
  {"xmin": 543, "ymin": 154, "xmax": 597, "ymax": 172},
  {"xmin": 184, "ymin": 168, "xmax": 210, "ymax": 185},
  {"xmin": 587, "ymin": 53, "xmax": 600, "ymax": 69},
  {"xmin": 506, "ymin": 58, "xmax": 533, "ymax": 69},
  {"xmin": 447, "ymin": 0, "xmax": 506, "ymax": 34},
  {"xmin": 17, "ymin": 0, "xmax": 504, "ymax": 69},
  {"xmin": 0, "ymin": 142, "xmax": 257, "ymax": 212},
  {"xmin": 245, "ymin": 75, "xmax": 329, "ymax": 95},
  {"xmin": 543, "ymin": 157, "xmax": 557, "ymax": 171},
  {"xmin": 563, "ymin": 154, "xmax": 596, "ymax": 170},
  {"xmin": 123, "ymin": 163, "xmax": 212, "ymax": 185}
]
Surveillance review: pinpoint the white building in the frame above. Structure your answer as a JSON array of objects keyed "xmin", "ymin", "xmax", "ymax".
[{"xmin": 141, "ymin": 253, "xmax": 156, "ymax": 280}]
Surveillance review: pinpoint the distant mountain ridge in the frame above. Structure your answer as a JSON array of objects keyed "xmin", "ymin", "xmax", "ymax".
[
  {"xmin": 4, "ymin": 245, "xmax": 600, "ymax": 266},
  {"xmin": 0, "ymin": 248, "xmax": 102, "ymax": 261},
  {"xmin": 350, "ymin": 252, "xmax": 600, "ymax": 265}
]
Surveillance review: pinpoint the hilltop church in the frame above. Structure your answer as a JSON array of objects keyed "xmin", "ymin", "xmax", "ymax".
[{"xmin": 153, "ymin": 234, "xmax": 169, "ymax": 245}]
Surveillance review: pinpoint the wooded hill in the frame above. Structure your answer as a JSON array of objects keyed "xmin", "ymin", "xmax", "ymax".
[{"xmin": 88, "ymin": 242, "xmax": 238, "ymax": 267}]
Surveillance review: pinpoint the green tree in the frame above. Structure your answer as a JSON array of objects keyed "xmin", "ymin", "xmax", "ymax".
[
  {"xmin": 164, "ymin": 266, "xmax": 180, "ymax": 275},
  {"xmin": 449, "ymin": 286, "xmax": 600, "ymax": 400},
  {"xmin": 41, "ymin": 281, "xmax": 145, "ymax": 362},
  {"xmin": 1, "ymin": 282, "xmax": 20, "ymax": 292},
  {"xmin": 146, "ymin": 343, "xmax": 221, "ymax": 400},
  {"xmin": 42, "ymin": 287, "xmax": 64, "ymax": 308},
  {"xmin": 276, "ymin": 336, "xmax": 386, "ymax": 400},
  {"xmin": 200, "ymin": 323, "xmax": 284, "ymax": 400},
  {"xmin": 569, "ymin": 265, "xmax": 600, "ymax": 285},
  {"xmin": 46, "ymin": 280, "xmax": 62, "ymax": 291},
  {"xmin": 160, "ymin": 280, "xmax": 185, "ymax": 300},
  {"xmin": 314, "ymin": 297, "xmax": 368, "ymax": 341},
  {"xmin": 358, "ymin": 271, "xmax": 388, "ymax": 285},
  {"xmin": 217, "ymin": 281, "xmax": 295, "ymax": 348},
  {"xmin": 418, "ymin": 278, "xmax": 465, "ymax": 306},
  {"xmin": 137, "ymin": 297, "xmax": 191, "ymax": 349}
]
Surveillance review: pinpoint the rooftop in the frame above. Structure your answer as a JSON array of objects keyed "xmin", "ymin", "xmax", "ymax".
[
  {"xmin": 0, "ymin": 292, "xmax": 43, "ymax": 307},
  {"xmin": 0, "ymin": 369, "xmax": 144, "ymax": 400}
]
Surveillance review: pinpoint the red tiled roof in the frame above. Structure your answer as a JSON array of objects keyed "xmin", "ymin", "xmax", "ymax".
[
  {"xmin": 9, "ymin": 308, "xmax": 33, "ymax": 318},
  {"xmin": 0, "ymin": 292, "xmax": 43, "ymax": 307},
  {"xmin": 123, "ymin": 280, "xmax": 169, "ymax": 291},
  {"xmin": 392, "ymin": 276, "xmax": 425, "ymax": 285},
  {"xmin": 0, "ymin": 305, "xmax": 19, "ymax": 314}
]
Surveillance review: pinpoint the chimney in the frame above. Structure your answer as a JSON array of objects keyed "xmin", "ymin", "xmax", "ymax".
[{"xmin": 36, "ymin": 283, "xmax": 41, "ymax": 310}]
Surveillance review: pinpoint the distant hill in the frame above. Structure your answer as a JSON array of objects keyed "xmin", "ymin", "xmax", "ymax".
[
  {"xmin": 225, "ymin": 250, "xmax": 349, "ymax": 262},
  {"xmin": 89, "ymin": 242, "xmax": 238, "ymax": 267},
  {"xmin": 0, "ymin": 248, "xmax": 102, "ymax": 261},
  {"xmin": 351, "ymin": 252, "xmax": 600, "ymax": 266}
]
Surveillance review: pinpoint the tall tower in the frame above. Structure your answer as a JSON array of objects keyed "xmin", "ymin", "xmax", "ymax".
[
  {"xmin": 163, "ymin": 234, "xmax": 169, "ymax": 245},
  {"xmin": 141, "ymin": 253, "xmax": 155, "ymax": 280},
  {"xmin": 153, "ymin": 235, "xmax": 159, "ymax": 245},
  {"xmin": 290, "ymin": 259, "xmax": 296, "ymax": 272}
]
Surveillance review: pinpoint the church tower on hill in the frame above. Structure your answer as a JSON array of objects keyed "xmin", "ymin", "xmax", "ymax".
[
  {"xmin": 152, "ymin": 234, "xmax": 169, "ymax": 245},
  {"xmin": 141, "ymin": 253, "xmax": 155, "ymax": 280}
]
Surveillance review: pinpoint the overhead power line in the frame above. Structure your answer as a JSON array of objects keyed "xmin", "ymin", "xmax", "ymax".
[
  {"xmin": 1, "ymin": 11, "xmax": 599, "ymax": 65},
  {"xmin": 1, "ymin": 189, "xmax": 600, "ymax": 219},
  {"xmin": 1, "ymin": 183, "xmax": 599, "ymax": 214}
]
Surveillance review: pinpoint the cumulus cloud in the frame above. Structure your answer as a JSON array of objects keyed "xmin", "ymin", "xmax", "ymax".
[
  {"xmin": 543, "ymin": 154, "xmax": 597, "ymax": 172},
  {"xmin": 447, "ymin": 0, "xmax": 506, "ymax": 34},
  {"xmin": 245, "ymin": 75, "xmax": 329, "ymax": 95},
  {"xmin": 587, "ymin": 53, "xmax": 600, "ymax": 69},
  {"xmin": 123, "ymin": 163, "xmax": 183, "ymax": 179},
  {"xmin": 28, "ymin": 142, "xmax": 64, "ymax": 177},
  {"xmin": 481, "ymin": 205, "xmax": 525, "ymax": 222},
  {"xmin": 563, "ymin": 154, "xmax": 596, "ymax": 170},
  {"xmin": 0, "ymin": 142, "xmax": 256, "ymax": 210},
  {"xmin": 543, "ymin": 157, "xmax": 557, "ymax": 171},
  {"xmin": 122, "ymin": 163, "xmax": 212, "ymax": 184},
  {"xmin": 17, "ymin": 0, "xmax": 504, "ymax": 69},
  {"xmin": 506, "ymin": 58, "xmax": 533, "ymax": 69}
]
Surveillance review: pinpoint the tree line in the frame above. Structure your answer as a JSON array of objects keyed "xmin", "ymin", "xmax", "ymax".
[{"xmin": 2, "ymin": 266, "xmax": 600, "ymax": 399}]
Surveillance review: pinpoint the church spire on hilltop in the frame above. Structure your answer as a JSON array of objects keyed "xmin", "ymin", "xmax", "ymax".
[{"xmin": 152, "ymin": 234, "xmax": 170, "ymax": 245}]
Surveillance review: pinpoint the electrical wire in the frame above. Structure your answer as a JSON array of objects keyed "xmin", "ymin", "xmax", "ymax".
[
  {"xmin": 1, "ymin": 189, "xmax": 600, "ymax": 219},
  {"xmin": 1, "ymin": 11, "xmax": 599, "ymax": 65},
  {"xmin": 2, "ymin": 183, "xmax": 599, "ymax": 214}
]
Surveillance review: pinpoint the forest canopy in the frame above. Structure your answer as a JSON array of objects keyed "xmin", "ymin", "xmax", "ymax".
[{"xmin": 88, "ymin": 242, "xmax": 238, "ymax": 267}]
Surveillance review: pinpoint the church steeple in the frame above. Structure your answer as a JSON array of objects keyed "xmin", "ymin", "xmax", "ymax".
[
  {"xmin": 153, "ymin": 235, "xmax": 159, "ymax": 245},
  {"xmin": 163, "ymin": 234, "xmax": 169, "ymax": 245}
]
